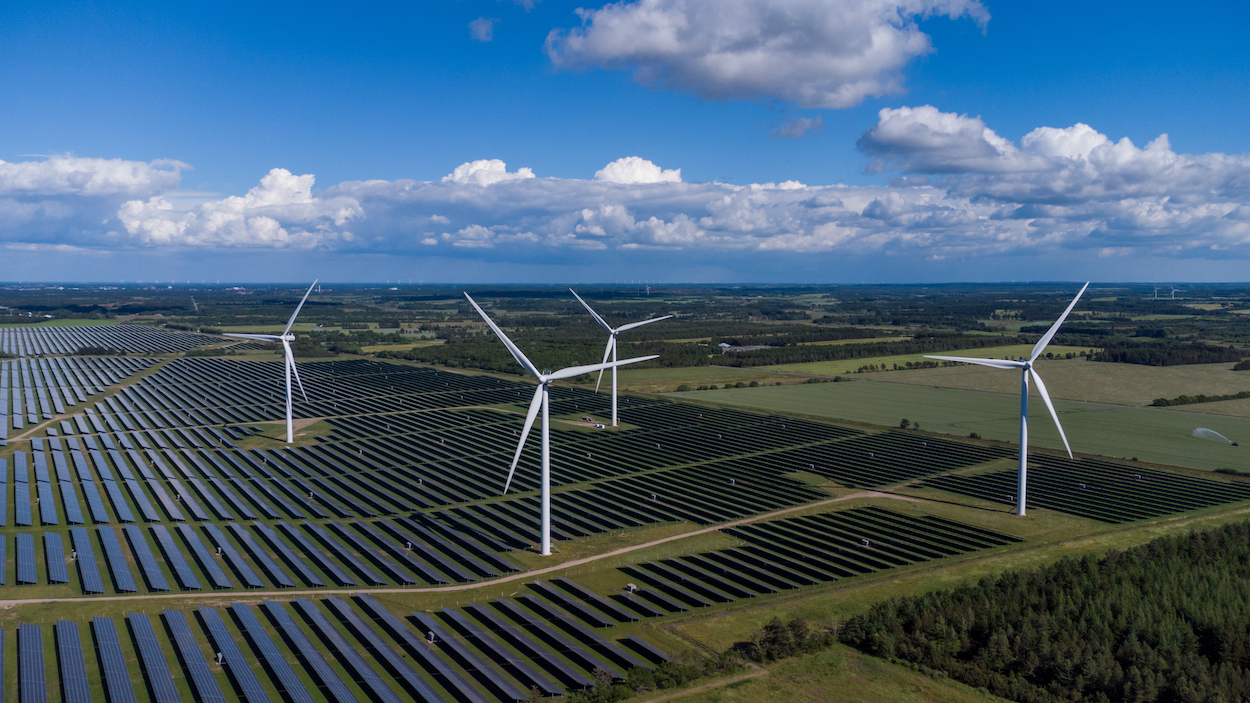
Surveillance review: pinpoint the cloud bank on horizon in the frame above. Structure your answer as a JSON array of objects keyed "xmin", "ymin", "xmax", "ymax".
[{"xmin": 3, "ymin": 107, "xmax": 1248, "ymax": 262}]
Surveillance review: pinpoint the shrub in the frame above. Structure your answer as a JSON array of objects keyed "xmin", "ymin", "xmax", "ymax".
[
  {"xmin": 749, "ymin": 380, "xmax": 759, "ymax": 387},
  {"xmin": 675, "ymin": 384, "xmax": 691, "ymax": 392}
]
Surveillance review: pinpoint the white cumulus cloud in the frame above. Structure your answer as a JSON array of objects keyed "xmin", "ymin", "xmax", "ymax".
[
  {"xmin": 544, "ymin": 0, "xmax": 989, "ymax": 108},
  {"xmin": 594, "ymin": 156, "xmax": 682, "ymax": 184},
  {"xmin": 117, "ymin": 168, "xmax": 361, "ymax": 248},
  {"xmin": 469, "ymin": 17, "xmax": 499, "ymax": 42},
  {"xmin": 442, "ymin": 159, "xmax": 536, "ymax": 186}
]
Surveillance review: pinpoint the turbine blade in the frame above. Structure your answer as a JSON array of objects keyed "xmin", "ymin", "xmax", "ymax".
[
  {"xmin": 1030, "ymin": 282, "xmax": 1090, "ymax": 362},
  {"xmin": 464, "ymin": 293, "xmax": 541, "ymax": 378},
  {"xmin": 1029, "ymin": 367, "xmax": 1072, "ymax": 458},
  {"xmin": 504, "ymin": 385, "xmax": 544, "ymax": 493},
  {"xmin": 545, "ymin": 355, "xmax": 658, "ymax": 381},
  {"xmin": 283, "ymin": 280, "xmax": 318, "ymax": 336},
  {"xmin": 614, "ymin": 315, "xmax": 674, "ymax": 333},
  {"xmin": 286, "ymin": 343, "xmax": 308, "ymax": 402},
  {"xmin": 924, "ymin": 355, "xmax": 1027, "ymax": 370},
  {"xmin": 223, "ymin": 333, "xmax": 281, "ymax": 341},
  {"xmin": 594, "ymin": 336, "xmax": 614, "ymax": 393},
  {"xmin": 570, "ymin": 289, "xmax": 613, "ymax": 332}
]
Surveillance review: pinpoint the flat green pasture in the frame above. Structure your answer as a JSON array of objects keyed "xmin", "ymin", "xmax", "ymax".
[
  {"xmin": 762, "ymin": 344, "xmax": 1089, "ymax": 377},
  {"xmin": 670, "ymin": 380, "xmax": 1250, "ymax": 471},
  {"xmin": 879, "ymin": 357, "xmax": 1249, "ymax": 408}
]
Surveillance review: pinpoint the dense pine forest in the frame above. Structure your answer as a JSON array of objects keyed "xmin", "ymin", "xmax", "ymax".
[{"xmin": 839, "ymin": 521, "xmax": 1250, "ymax": 703}]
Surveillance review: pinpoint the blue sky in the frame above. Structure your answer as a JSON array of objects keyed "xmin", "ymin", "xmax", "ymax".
[{"xmin": 2, "ymin": 0, "xmax": 1249, "ymax": 283}]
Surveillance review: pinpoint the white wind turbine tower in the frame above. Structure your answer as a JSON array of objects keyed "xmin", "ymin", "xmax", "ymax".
[
  {"xmin": 570, "ymin": 289, "xmax": 672, "ymax": 426},
  {"xmin": 465, "ymin": 293, "xmax": 657, "ymax": 555},
  {"xmin": 925, "ymin": 282, "xmax": 1089, "ymax": 517},
  {"xmin": 223, "ymin": 280, "xmax": 318, "ymax": 443}
]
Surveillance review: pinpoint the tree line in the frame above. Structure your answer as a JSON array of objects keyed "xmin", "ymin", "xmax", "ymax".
[{"xmin": 839, "ymin": 520, "xmax": 1250, "ymax": 702}]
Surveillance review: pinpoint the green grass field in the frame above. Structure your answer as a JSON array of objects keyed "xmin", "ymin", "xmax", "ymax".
[
  {"xmin": 875, "ymin": 357, "xmax": 1249, "ymax": 408},
  {"xmin": 670, "ymin": 380, "xmax": 1250, "ymax": 471},
  {"xmin": 761, "ymin": 344, "xmax": 1089, "ymax": 377}
]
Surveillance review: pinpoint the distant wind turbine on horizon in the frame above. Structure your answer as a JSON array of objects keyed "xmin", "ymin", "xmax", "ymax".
[
  {"xmin": 465, "ymin": 293, "xmax": 657, "ymax": 555},
  {"xmin": 925, "ymin": 282, "xmax": 1090, "ymax": 516},
  {"xmin": 223, "ymin": 280, "xmax": 317, "ymax": 443},
  {"xmin": 570, "ymin": 289, "xmax": 672, "ymax": 426}
]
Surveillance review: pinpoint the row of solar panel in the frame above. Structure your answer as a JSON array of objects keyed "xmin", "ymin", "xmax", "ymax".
[
  {"xmin": 0, "ymin": 324, "xmax": 217, "ymax": 357},
  {"xmin": 9, "ymin": 591, "xmax": 672, "ymax": 703}
]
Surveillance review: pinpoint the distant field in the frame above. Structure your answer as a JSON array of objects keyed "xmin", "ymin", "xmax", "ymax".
[
  {"xmin": 615, "ymin": 365, "xmax": 782, "ymax": 392},
  {"xmin": 762, "ymin": 344, "xmax": 1089, "ymax": 377},
  {"xmin": 879, "ymin": 357, "xmax": 1248, "ymax": 407},
  {"xmin": 798, "ymin": 336, "xmax": 904, "ymax": 346},
  {"xmin": 670, "ymin": 380, "xmax": 1250, "ymax": 471},
  {"xmin": 360, "ymin": 340, "xmax": 443, "ymax": 352}
]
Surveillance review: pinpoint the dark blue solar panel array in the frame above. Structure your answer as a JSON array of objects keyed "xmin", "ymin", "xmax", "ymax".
[
  {"xmin": 101, "ymin": 481, "xmax": 134, "ymax": 522},
  {"xmin": 68, "ymin": 527, "xmax": 103, "ymax": 594},
  {"xmin": 43, "ymin": 534, "xmax": 68, "ymax": 584},
  {"xmin": 15, "ymin": 534, "xmax": 36, "ymax": 585},
  {"xmin": 163, "ymin": 609, "xmax": 226, "ymax": 703},
  {"xmin": 58, "ymin": 483, "xmax": 83, "ymax": 525},
  {"xmin": 261, "ymin": 601, "xmax": 357, "ymax": 703},
  {"xmin": 323, "ymin": 596, "xmax": 447, "ymax": 703},
  {"xmin": 204, "ymin": 524, "xmax": 263, "ymax": 588},
  {"xmin": 127, "ymin": 613, "xmax": 182, "ymax": 703},
  {"xmin": 228, "ymin": 523, "xmax": 294, "ymax": 588},
  {"xmin": 78, "ymin": 481, "xmax": 109, "ymax": 524},
  {"xmin": 18, "ymin": 623, "xmax": 44, "ymax": 703},
  {"xmin": 91, "ymin": 617, "xmax": 137, "ymax": 703},
  {"xmin": 198, "ymin": 607, "xmax": 271, "ymax": 703},
  {"xmin": 35, "ymin": 483, "xmax": 57, "ymax": 526},
  {"xmin": 14, "ymin": 484, "xmax": 31, "ymax": 527},
  {"xmin": 54, "ymin": 620, "xmax": 90, "ymax": 703},
  {"xmin": 123, "ymin": 525, "xmax": 169, "ymax": 592},
  {"xmin": 98, "ymin": 527, "xmax": 136, "ymax": 592},
  {"xmin": 294, "ymin": 598, "xmax": 403, "ymax": 703},
  {"xmin": 151, "ymin": 525, "xmax": 199, "ymax": 590},
  {"xmin": 177, "ymin": 525, "xmax": 230, "ymax": 589},
  {"xmin": 255, "ymin": 523, "xmax": 323, "ymax": 587},
  {"xmin": 232, "ymin": 604, "xmax": 314, "ymax": 703}
]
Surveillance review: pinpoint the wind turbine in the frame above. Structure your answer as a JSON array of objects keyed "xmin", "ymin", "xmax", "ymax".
[
  {"xmin": 465, "ymin": 293, "xmax": 657, "ymax": 555},
  {"xmin": 1170, "ymin": 287, "xmax": 1182, "ymax": 299},
  {"xmin": 570, "ymin": 289, "xmax": 672, "ymax": 426},
  {"xmin": 925, "ymin": 282, "xmax": 1089, "ymax": 516},
  {"xmin": 223, "ymin": 280, "xmax": 317, "ymax": 443}
]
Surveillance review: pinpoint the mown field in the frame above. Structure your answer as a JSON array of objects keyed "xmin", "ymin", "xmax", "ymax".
[
  {"xmin": 878, "ymin": 357, "xmax": 1248, "ymax": 407},
  {"xmin": 670, "ymin": 381, "xmax": 1250, "ymax": 471},
  {"xmin": 761, "ymin": 344, "xmax": 1090, "ymax": 377}
]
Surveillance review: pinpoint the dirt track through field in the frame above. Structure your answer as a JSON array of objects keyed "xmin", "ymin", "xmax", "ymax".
[{"xmin": 0, "ymin": 491, "xmax": 918, "ymax": 607}]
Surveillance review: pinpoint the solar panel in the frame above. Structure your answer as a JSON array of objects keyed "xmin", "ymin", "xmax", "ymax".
[
  {"xmin": 58, "ymin": 482, "xmax": 84, "ymax": 525},
  {"xmin": 125, "ymin": 613, "xmax": 182, "ymax": 703},
  {"xmin": 16, "ymin": 534, "xmax": 36, "ymax": 585},
  {"xmin": 79, "ymin": 482, "xmax": 110, "ymax": 524},
  {"xmin": 123, "ymin": 480, "xmax": 161, "ymax": 522},
  {"xmin": 89, "ymin": 618, "xmax": 137, "ymax": 703},
  {"xmin": 292, "ymin": 599, "xmax": 403, "ymax": 703},
  {"xmin": 260, "ymin": 601, "xmax": 357, "ymax": 703},
  {"xmin": 229, "ymin": 604, "xmax": 314, "ymax": 703},
  {"xmin": 161, "ymin": 609, "xmax": 226, "ymax": 703},
  {"xmin": 101, "ymin": 481, "xmax": 135, "ymax": 522},
  {"xmin": 98, "ymin": 528, "xmax": 137, "ymax": 593},
  {"xmin": 19, "ymin": 623, "xmax": 45, "ymax": 703},
  {"xmin": 0, "ymin": 535, "xmax": 6, "ymax": 584},
  {"xmin": 198, "ymin": 607, "xmax": 272, "ymax": 703},
  {"xmin": 306, "ymin": 522, "xmax": 386, "ymax": 585},
  {"xmin": 36, "ymin": 482, "xmax": 58, "ymax": 525},
  {"xmin": 253, "ymin": 523, "xmax": 324, "ymax": 587},
  {"xmin": 276, "ymin": 522, "xmax": 354, "ymax": 586},
  {"xmin": 14, "ymin": 484, "xmax": 31, "ymax": 526},
  {"xmin": 0, "ymin": 480, "xmax": 7, "ymax": 526},
  {"xmin": 54, "ymin": 621, "xmax": 90, "ymax": 703},
  {"xmin": 150, "ymin": 526, "xmax": 200, "ymax": 590},
  {"xmin": 227, "ymin": 523, "xmax": 294, "ymax": 588},
  {"xmin": 203, "ymin": 524, "xmax": 262, "ymax": 588},
  {"xmin": 322, "ymin": 596, "xmax": 448, "ymax": 703},
  {"xmin": 44, "ymin": 533, "xmax": 68, "ymax": 584},
  {"xmin": 146, "ymin": 480, "xmax": 184, "ymax": 521},
  {"xmin": 14, "ymin": 451, "xmax": 28, "ymax": 483},
  {"xmin": 175, "ymin": 525, "xmax": 231, "ymax": 589},
  {"xmin": 123, "ymin": 525, "xmax": 169, "ymax": 592},
  {"xmin": 68, "ymin": 527, "xmax": 104, "ymax": 594}
]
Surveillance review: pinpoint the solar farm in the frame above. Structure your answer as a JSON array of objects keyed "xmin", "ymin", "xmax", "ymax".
[{"xmin": 0, "ymin": 311, "xmax": 1248, "ymax": 703}]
